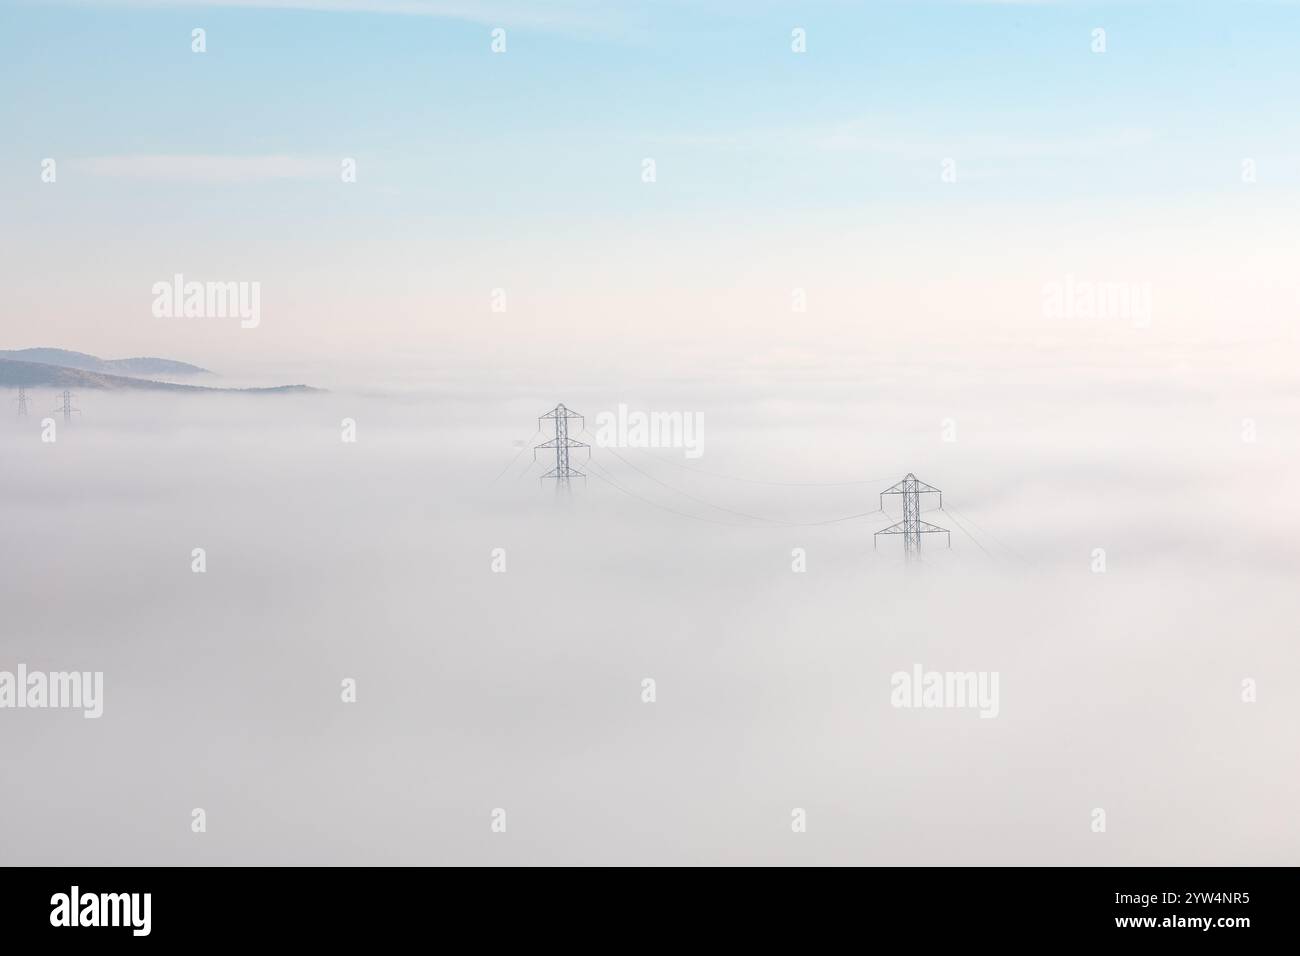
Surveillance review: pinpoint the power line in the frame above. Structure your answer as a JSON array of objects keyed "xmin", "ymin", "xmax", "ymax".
[
  {"xmin": 798, "ymin": 508, "xmax": 887, "ymax": 528},
  {"xmin": 585, "ymin": 459, "xmax": 751, "ymax": 527},
  {"xmin": 940, "ymin": 508, "xmax": 992, "ymax": 559},
  {"xmin": 491, "ymin": 429, "xmax": 541, "ymax": 484},
  {"xmin": 515, "ymin": 457, "xmax": 544, "ymax": 481},
  {"xmin": 626, "ymin": 446, "xmax": 896, "ymax": 487},
  {"xmin": 943, "ymin": 504, "xmax": 1029, "ymax": 563},
  {"xmin": 587, "ymin": 457, "xmax": 885, "ymax": 529},
  {"xmin": 590, "ymin": 441, "xmax": 887, "ymax": 528},
  {"xmin": 595, "ymin": 444, "xmax": 789, "ymax": 525}
]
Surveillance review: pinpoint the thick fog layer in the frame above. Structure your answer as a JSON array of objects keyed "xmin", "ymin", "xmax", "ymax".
[{"xmin": 2, "ymin": 346, "xmax": 1296, "ymax": 865}]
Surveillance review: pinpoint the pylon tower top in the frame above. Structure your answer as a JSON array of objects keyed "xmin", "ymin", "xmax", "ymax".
[
  {"xmin": 535, "ymin": 403, "xmax": 589, "ymax": 495},
  {"xmin": 874, "ymin": 473, "xmax": 949, "ymax": 563}
]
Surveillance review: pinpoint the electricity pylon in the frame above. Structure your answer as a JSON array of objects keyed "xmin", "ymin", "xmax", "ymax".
[
  {"xmin": 874, "ymin": 473, "xmax": 949, "ymax": 563},
  {"xmin": 16, "ymin": 386, "xmax": 28, "ymax": 417},
  {"xmin": 535, "ymin": 403, "xmax": 588, "ymax": 497},
  {"xmin": 53, "ymin": 389, "xmax": 80, "ymax": 423}
]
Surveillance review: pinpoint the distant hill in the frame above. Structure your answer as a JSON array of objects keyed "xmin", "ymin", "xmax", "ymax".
[
  {"xmin": 0, "ymin": 359, "xmax": 316, "ymax": 394},
  {"xmin": 0, "ymin": 348, "xmax": 210, "ymax": 377}
]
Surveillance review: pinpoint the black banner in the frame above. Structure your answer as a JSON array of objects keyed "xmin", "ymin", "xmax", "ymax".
[{"xmin": 0, "ymin": 866, "xmax": 1291, "ymax": 943}]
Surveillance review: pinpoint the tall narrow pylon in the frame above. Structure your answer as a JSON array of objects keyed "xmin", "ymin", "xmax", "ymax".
[
  {"xmin": 874, "ymin": 473, "xmax": 949, "ymax": 563},
  {"xmin": 16, "ymin": 386, "xmax": 29, "ymax": 417},
  {"xmin": 535, "ymin": 403, "xmax": 589, "ymax": 496},
  {"xmin": 53, "ymin": 389, "xmax": 79, "ymax": 423}
]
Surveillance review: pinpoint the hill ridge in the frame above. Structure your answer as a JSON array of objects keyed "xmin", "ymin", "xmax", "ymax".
[
  {"xmin": 0, "ymin": 358, "xmax": 317, "ymax": 394},
  {"xmin": 0, "ymin": 348, "xmax": 210, "ymax": 377}
]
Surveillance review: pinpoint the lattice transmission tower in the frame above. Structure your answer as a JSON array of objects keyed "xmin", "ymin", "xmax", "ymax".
[
  {"xmin": 16, "ymin": 386, "xmax": 29, "ymax": 417},
  {"xmin": 874, "ymin": 473, "xmax": 949, "ymax": 563},
  {"xmin": 535, "ymin": 403, "xmax": 589, "ymax": 496},
  {"xmin": 53, "ymin": 389, "xmax": 80, "ymax": 423}
]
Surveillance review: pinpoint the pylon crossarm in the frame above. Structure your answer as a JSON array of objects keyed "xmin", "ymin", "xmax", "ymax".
[{"xmin": 881, "ymin": 484, "xmax": 942, "ymax": 497}]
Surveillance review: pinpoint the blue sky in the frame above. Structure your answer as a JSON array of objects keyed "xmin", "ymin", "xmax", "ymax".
[
  {"xmin": 8, "ymin": 1, "xmax": 1299, "ymax": 204},
  {"xmin": 3, "ymin": 0, "xmax": 1298, "ymax": 366}
]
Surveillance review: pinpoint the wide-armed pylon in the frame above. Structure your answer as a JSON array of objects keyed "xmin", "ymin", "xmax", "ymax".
[
  {"xmin": 874, "ymin": 473, "xmax": 949, "ymax": 563},
  {"xmin": 535, "ymin": 403, "xmax": 589, "ymax": 497}
]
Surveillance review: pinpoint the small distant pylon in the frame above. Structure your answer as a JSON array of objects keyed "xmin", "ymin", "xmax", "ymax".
[
  {"xmin": 53, "ymin": 389, "xmax": 80, "ymax": 423},
  {"xmin": 16, "ymin": 386, "xmax": 29, "ymax": 417},
  {"xmin": 535, "ymin": 403, "xmax": 589, "ymax": 497},
  {"xmin": 874, "ymin": 473, "xmax": 949, "ymax": 563}
]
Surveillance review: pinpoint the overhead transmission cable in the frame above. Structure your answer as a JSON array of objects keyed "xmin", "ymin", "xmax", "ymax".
[
  {"xmin": 584, "ymin": 459, "xmax": 752, "ymax": 527},
  {"xmin": 626, "ymin": 445, "xmax": 896, "ymax": 487},
  {"xmin": 595, "ymin": 444, "xmax": 790, "ymax": 525},
  {"xmin": 491, "ymin": 429, "xmax": 542, "ymax": 484},
  {"xmin": 940, "ymin": 508, "xmax": 993, "ymax": 558},
  {"xmin": 943, "ymin": 505, "xmax": 1029, "ymax": 563},
  {"xmin": 586, "ymin": 447, "xmax": 885, "ymax": 529}
]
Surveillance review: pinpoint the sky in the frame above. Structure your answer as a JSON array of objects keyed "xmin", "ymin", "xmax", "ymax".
[{"xmin": 3, "ymin": 0, "xmax": 1300, "ymax": 375}]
